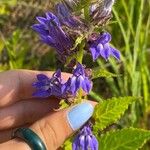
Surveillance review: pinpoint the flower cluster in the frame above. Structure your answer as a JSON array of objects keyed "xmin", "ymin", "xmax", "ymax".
[
  {"xmin": 32, "ymin": 1, "xmax": 120, "ymax": 149},
  {"xmin": 73, "ymin": 125, "xmax": 98, "ymax": 150},
  {"xmin": 56, "ymin": 3, "xmax": 80, "ymax": 27},
  {"xmin": 32, "ymin": 2, "xmax": 120, "ymax": 63},
  {"xmin": 32, "ymin": 12, "xmax": 75, "ymax": 63},
  {"xmin": 62, "ymin": 63, "xmax": 92, "ymax": 96},
  {"xmin": 33, "ymin": 63, "xmax": 92, "ymax": 99},
  {"xmin": 91, "ymin": 0, "xmax": 115, "ymax": 25},
  {"xmin": 32, "ymin": 69, "xmax": 63, "ymax": 98},
  {"xmin": 89, "ymin": 32, "xmax": 120, "ymax": 61}
]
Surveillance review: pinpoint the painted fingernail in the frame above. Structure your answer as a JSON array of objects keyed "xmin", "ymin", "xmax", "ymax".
[{"xmin": 67, "ymin": 102, "xmax": 94, "ymax": 130}]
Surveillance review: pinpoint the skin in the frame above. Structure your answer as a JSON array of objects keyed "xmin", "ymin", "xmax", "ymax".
[{"xmin": 0, "ymin": 70, "xmax": 96, "ymax": 150}]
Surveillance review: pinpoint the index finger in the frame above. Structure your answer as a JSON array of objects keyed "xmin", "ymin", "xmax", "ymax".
[{"xmin": 0, "ymin": 70, "xmax": 71, "ymax": 108}]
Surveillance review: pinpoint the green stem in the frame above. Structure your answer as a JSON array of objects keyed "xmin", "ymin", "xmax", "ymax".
[
  {"xmin": 76, "ymin": 40, "xmax": 85, "ymax": 64},
  {"xmin": 84, "ymin": 0, "xmax": 90, "ymax": 22}
]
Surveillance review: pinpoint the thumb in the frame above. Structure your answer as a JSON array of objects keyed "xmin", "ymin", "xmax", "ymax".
[{"xmin": 30, "ymin": 101, "xmax": 95, "ymax": 150}]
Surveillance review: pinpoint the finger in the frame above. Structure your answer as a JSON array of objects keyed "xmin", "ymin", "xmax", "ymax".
[
  {"xmin": 29, "ymin": 101, "xmax": 97, "ymax": 150},
  {"xmin": 0, "ymin": 98, "xmax": 60, "ymax": 130},
  {"xmin": 0, "ymin": 129, "xmax": 12, "ymax": 143},
  {"xmin": 0, "ymin": 70, "xmax": 71, "ymax": 107},
  {"xmin": 0, "ymin": 101, "xmax": 97, "ymax": 150},
  {"xmin": 0, "ymin": 124, "xmax": 30, "ymax": 143}
]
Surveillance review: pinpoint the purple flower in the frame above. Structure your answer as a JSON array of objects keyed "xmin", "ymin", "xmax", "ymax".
[
  {"xmin": 89, "ymin": 32, "xmax": 120, "ymax": 61},
  {"xmin": 32, "ymin": 69, "xmax": 63, "ymax": 98},
  {"xmin": 73, "ymin": 125, "xmax": 98, "ymax": 150},
  {"xmin": 55, "ymin": 3, "xmax": 79, "ymax": 27},
  {"xmin": 62, "ymin": 63, "xmax": 92, "ymax": 95},
  {"xmin": 32, "ymin": 12, "xmax": 73, "ymax": 56}
]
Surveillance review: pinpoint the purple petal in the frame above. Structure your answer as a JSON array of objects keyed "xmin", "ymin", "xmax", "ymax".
[
  {"xmin": 61, "ymin": 82, "xmax": 68, "ymax": 94},
  {"xmin": 32, "ymin": 24, "xmax": 48, "ymax": 35},
  {"xmin": 37, "ymin": 74, "xmax": 49, "ymax": 81},
  {"xmin": 72, "ymin": 136, "xmax": 80, "ymax": 150},
  {"xmin": 36, "ymin": 17, "xmax": 47, "ymax": 25},
  {"xmin": 90, "ymin": 4, "xmax": 97, "ymax": 13},
  {"xmin": 82, "ymin": 78, "xmax": 92, "ymax": 93},
  {"xmin": 46, "ymin": 12, "xmax": 60, "ymax": 26},
  {"xmin": 32, "ymin": 81, "xmax": 46, "ymax": 88},
  {"xmin": 110, "ymin": 46, "xmax": 120, "ymax": 60},
  {"xmin": 100, "ymin": 44, "xmax": 111, "ymax": 60},
  {"xmin": 53, "ymin": 69, "xmax": 61, "ymax": 78},
  {"xmin": 46, "ymin": 12, "xmax": 55, "ymax": 20},
  {"xmin": 40, "ymin": 35, "xmax": 55, "ymax": 46},
  {"xmin": 51, "ymin": 86, "xmax": 62, "ymax": 97},
  {"xmin": 98, "ymin": 32, "xmax": 111, "ymax": 44},
  {"xmin": 70, "ymin": 76, "xmax": 77, "ymax": 94},
  {"xmin": 56, "ymin": 3, "xmax": 70, "ymax": 19},
  {"xmin": 90, "ymin": 45, "xmax": 100, "ymax": 61},
  {"xmin": 33, "ymin": 90, "xmax": 50, "ymax": 97},
  {"xmin": 73, "ymin": 63, "xmax": 85, "ymax": 76},
  {"xmin": 86, "ymin": 135, "xmax": 93, "ymax": 149},
  {"xmin": 79, "ymin": 135, "xmax": 85, "ymax": 149},
  {"xmin": 76, "ymin": 76, "xmax": 84, "ymax": 90},
  {"xmin": 56, "ymin": 3, "xmax": 79, "ymax": 27},
  {"xmin": 92, "ymin": 136, "xmax": 99, "ymax": 150}
]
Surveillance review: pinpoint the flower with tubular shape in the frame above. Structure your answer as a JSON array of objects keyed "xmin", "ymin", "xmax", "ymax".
[
  {"xmin": 32, "ymin": 69, "xmax": 63, "ymax": 98},
  {"xmin": 73, "ymin": 125, "xmax": 98, "ymax": 150},
  {"xmin": 32, "ymin": 12, "xmax": 73, "ymax": 59},
  {"xmin": 56, "ymin": 3, "xmax": 79, "ymax": 27},
  {"xmin": 89, "ymin": 32, "xmax": 120, "ymax": 61},
  {"xmin": 62, "ymin": 63, "xmax": 92, "ymax": 96}
]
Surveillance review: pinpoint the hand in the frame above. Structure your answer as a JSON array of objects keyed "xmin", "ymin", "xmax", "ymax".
[{"xmin": 0, "ymin": 70, "xmax": 96, "ymax": 150}]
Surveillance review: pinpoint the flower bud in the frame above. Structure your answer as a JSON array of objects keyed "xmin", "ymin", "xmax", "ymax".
[
  {"xmin": 63, "ymin": 0, "xmax": 80, "ymax": 10},
  {"xmin": 91, "ymin": 0, "xmax": 115, "ymax": 25},
  {"xmin": 73, "ymin": 124, "xmax": 98, "ymax": 150}
]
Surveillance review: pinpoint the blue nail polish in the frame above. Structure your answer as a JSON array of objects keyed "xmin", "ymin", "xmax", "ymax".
[{"xmin": 67, "ymin": 102, "xmax": 94, "ymax": 130}]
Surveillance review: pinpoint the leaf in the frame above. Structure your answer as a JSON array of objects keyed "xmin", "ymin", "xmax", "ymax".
[
  {"xmin": 0, "ymin": 0, "xmax": 17, "ymax": 6},
  {"xmin": 65, "ymin": 38, "xmax": 85, "ymax": 66},
  {"xmin": 0, "ymin": 5, "xmax": 9, "ymax": 15},
  {"xmin": 59, "ymin": 100, "xmax": 69, "ymax": 109},
  {"xmin": 76, "ymin": 40, "xmax": 85, "ymax": 63},
  {"xmin": 99, "ymin": 128, "xmax": 150, "ymax": 150},
  {"xmin": 93, "ymin": 97, "xmax": 137, "ymax": 131},
  {"xmin": 71, "ymin": 35, "xmax": 84, "ymax": 50},
  {"xmin": 89, "ymin": 91, "xmax": 103, "ymax": 102},
  {"xmin": 92, "ymin": 68, "xmax": 120, "ymax": 79},
  {"xmin": 62, "ymin": 138, "xmax": 73, "ymax": 150},
  {"xmin": 0, "ymin": 38, "xmax": 4, "ymax": 53},
  {"xmin": 74, "ymin": 0, "xmax": 90, "ymax": 11}
]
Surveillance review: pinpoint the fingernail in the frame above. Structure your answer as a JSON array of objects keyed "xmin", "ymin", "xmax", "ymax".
[{"xmin": 67, "ymin": 102, "xmax": 94, "ymax": 130}]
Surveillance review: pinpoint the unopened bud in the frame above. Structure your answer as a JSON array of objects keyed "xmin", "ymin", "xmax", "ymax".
[{"xmin": 63, "ymin": 0, "xmax": 80, "ymax": 10}]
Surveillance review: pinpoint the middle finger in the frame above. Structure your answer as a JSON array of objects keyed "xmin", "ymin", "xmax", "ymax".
[{"xmin": 0, "ymin": 98, "xmax": 60, "ymax": 130}]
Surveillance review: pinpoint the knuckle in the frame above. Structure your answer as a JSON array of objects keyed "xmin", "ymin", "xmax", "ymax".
[{"xmin": 35, "ymin": 119, "xmax": 59, "ymax": 150}]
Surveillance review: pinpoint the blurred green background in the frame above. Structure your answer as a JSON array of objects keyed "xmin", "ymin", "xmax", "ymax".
[{"xmin": 0, "ymin": 0, "xmax": 150, "ymax": 148}]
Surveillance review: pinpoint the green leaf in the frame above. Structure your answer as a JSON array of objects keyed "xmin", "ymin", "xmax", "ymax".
[
  {"xmin": 76, "ymin": 40, "xmax": 85, "ymax": 64},
  {"xmin": 59, "ymin": 100, "xmax": 69, "ymax": 109},
  {"xmin": 0, "ymin": 0, "xmax": 17, "ymax": 6},
  {"xmin": 62, "ymin": 138, "xmax": 72, "ymax": 150},
  {"xmin": 0, "ymin": 37, "xmax": 4, "ymax": 53},
  {"xmin": 99, "ymin": 128, "xmax": 150, "ymax": 150},
  {"xmin": 92, "ymin": 68, "xmax": 120, "ymax": 79},
  {"xmin": 65, "ymin": 38, "xmax": 85, "ymax": 66},
  {"xmin": 89, "ymin": 91, "xmax": 103, "ymax": 102},
  {"xmin": 93, "ymin": 97, "xmax": 137, "ymax": 131},
  {"xmin": 74, "ymin": 0, "xmax": 90, "ymax": 11},
  {"xmin": 71, "ymin": 35, "xmax": 84, "ymax": 51}
]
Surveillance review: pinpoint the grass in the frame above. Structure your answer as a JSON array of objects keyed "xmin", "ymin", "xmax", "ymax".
[{"xmin": 90, "ymin": 0, "xmax": 150, "ymax": 136}]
